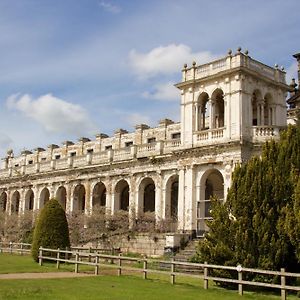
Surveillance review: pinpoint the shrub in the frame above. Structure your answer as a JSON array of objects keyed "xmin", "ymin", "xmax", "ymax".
[{"xmin": 31, "ymin": 199, "xmax": 70, "ymax": 262}]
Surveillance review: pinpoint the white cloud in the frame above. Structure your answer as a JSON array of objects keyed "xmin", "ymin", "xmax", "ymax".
[
  {"xmin": 6, "ymin": 94, "xmax": 96, "ymax": 136},
  {"xmin": 0, "ymin": 133, "xmax": 13, "ymax": 151},
  {"xmin": 98, "ymin": 1, "xmax": 121, "ymax": 14},
  {"xmin": 128, "ymin": 44, "xmax": 217, "ymax": 79},
  {"xmin": 286, "ymin": 61, "xmax": 298, "ymax": 84},
  {"xmin": 123, "ymin": 113, "xmax": 151, "ymax": 127},
  {"xmin": 143, "ymin": 82, "xmax": 179, "ymax": 101}
]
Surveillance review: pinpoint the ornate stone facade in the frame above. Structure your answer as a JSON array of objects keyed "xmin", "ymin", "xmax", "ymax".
[{"xmin": 0, "ymin": 49, "xmax": 291, "ymax": 236}]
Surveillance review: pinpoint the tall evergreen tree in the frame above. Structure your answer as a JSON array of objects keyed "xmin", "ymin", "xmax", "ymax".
[
  {"xmin": 32, "ymin": 199, "xmax": 70, "ymax": 262},
  {"xmin": 196, "ymin": 124, "xmax": 300, "ymax": 273}
]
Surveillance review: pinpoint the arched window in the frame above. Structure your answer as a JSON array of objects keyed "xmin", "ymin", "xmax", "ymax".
[
  {"xmin": 197, "ymin": 92, "xmax": 210, "ymax": 130},
  {"xmin": 144, "ymin": 183, "xmax": 155, "ymax": 212},
  {"xmin": 264, "ymin": 93, "xmax": 274, "ymax": 126},
  {"xmin": 25, "ymin": 190, "xmax": 34, "ymax": 211},
  {"xmin": 92, "ymin": 182, "xmax": 106, "ymax": 208},
  {"xmin": 197, "ymin": 169, "xmax": 224, "ymax": 236},
  {"xmin": 170, "ymin": 181, "xmax": 179, "ymax": 219},
  {"xmin": 211, "ymin": 89, "xmax": 225, "ymax": 129},
  {"xmin": 73, "ymin": 184, "xmax": 86, "ymax": 212},
  {"xmin": 11, "ymin": 191, "xmax": 20, "ymax": 214},
  {"xmin": 56, "ymin": 186, "xmax": 67, "ymax": 210},
  {"xmin": 39, "ymin": 188, "xmax": 50, "ymax": 209},
  {"xmin": 0, "ymin": 192, "xmax": 7, "ymax": 212},
  {"xmin": 115, "ymin": 180, "xmax": 129, "ymax": 211}
]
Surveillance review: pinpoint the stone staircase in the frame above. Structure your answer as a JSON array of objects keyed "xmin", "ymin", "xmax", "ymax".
[
  {"xmin": 174, "ymin": 238, "xmax": 201, "ymax": 262},
  {"xmin": 171, "ymin": 238, "xmax": 203, "ymax": 274}
]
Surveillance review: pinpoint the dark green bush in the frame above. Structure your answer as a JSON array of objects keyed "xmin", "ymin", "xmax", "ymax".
[{"xmin": 32, "ymin": 199, "xmax": 70, "ymax": 262}]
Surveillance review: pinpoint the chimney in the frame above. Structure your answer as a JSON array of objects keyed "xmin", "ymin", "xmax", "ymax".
[{"xmin": 293, "ymin": 52, "xmax": 300, "ymax": 89}]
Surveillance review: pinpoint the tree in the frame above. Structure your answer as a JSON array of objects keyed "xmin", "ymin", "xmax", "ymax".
[
  {"xmin": 195, "ymin": 124, "xmax": 300, "ymax": 274},
  {"xmin": 32, "ymin": 199, "xmax": 70, "ymax": 262}
]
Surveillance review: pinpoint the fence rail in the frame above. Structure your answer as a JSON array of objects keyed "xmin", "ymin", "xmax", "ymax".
[
  {"xmin": 0, "ymin": 242, "xmax": 31, "ymax": 255},
  {"xmin": 37, "ymin": 246, "xmax": 300, "ymax": 300}
]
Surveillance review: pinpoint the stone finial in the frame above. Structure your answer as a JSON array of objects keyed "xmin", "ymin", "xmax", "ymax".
[
  {"xmin": 7, "ymin": 149, "xmax": 13, "ymax": 157},
  {"xmin": 274, "ymin": 63, "xmax": 279, "ymax": 69},
  {"xmin": 281, "ymin": 66, "xmax": 285, "ymax": 71},
  {"xmin": 289, "ymin": 78, "xmax": 297, "ymax": 89},
  {"xmin": 34, "ymin": 147, "xmax": 45, "ymax": 153},
  {"xmin": 95, "ymin": 133, "xmax": 109, "ymax": 139},
  {"xmin": 62, "ymin": 141, "xmax": 74, "ymax": 146},
  {"xmin": 244, "ymin": 49, "xmax": 249, "ymax": 55},
  {"xmin": 192, "ymin": 61, "xmax": 196, "ymax": 67},
  {"xmin": 183, "ymin": 63, "xmax": 187, "ymax": 69},
  {"xmin": 114, "ymin": 128, "xmax": 128, "ymax": 135},
  {"xmin": 78, "ymin": 137, "xmax": 91, "ymax": 143},
  {"xmin": 227, "ymin": 49, "xmax": 232, "ymax": 56},
  {"xmin": 237, "ymin": 47, "xmax": 242, "ymax": 53}
]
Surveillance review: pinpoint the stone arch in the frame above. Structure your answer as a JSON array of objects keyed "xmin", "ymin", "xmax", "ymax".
[
  {"xmin": 25, "ymin": 189, "xmax": 34, "ymax": 211},
  {"xmin": 39, "ymin": 187, "xmax": 50, "ymax": 209},
  {"xmin": 73, "ymin": 184, "xmax": 86, "ymax": 212},
  {"xmin": 197, "ymin": 92, "xmax": 210, "ymax": 131},
  {"xmin": 138, "ymin": 177, "xmax": 155, "ymax": 213},
  {"xmin": 92, "ymin": 182, "xmax": 106, "ymax": 208},
  {"xmin": 252, "ymin": 89, "xmax": 263, "ymax": 126},
  {"xmin": 0, "ymin": 192, "xmax": 7, "ymax": 212},
  {"xmin": 197, "ymin": 169, "xmax": 224, "ymax": 235},
  {"xmin": 264, "ymin": 93, "xmax": 274, "ymax": 125},
  {"xmin": 165, "ymin": 174, "xmax": 179, "ymax": 220},
  {"xmin": 11, "ymin": 190, "xmax": 20, "ymax": 214},
  {"xmin": 114, "ymin": 179, "xmax": 129, "ymax": 211},
  {"xmin": 56, "ymin": 186, "xmax": 67, "ymax": 210},
  {"xmin": 211, "ymin": 88, "xmax": 225, "ymax": 128}
]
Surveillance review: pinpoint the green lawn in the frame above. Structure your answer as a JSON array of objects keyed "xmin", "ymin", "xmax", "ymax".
[
  {"xmin": 0, "ymin": 254, "xmax": 298, "ymax": 300},
  {"xmin": 0, "ymin": 253, "xmax": 94, "ymax": 273}
]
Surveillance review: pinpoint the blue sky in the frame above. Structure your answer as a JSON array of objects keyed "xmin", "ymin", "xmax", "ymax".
[{"xmin": 0, "ymin": 0, "xmax": 299, "ymax": 156}]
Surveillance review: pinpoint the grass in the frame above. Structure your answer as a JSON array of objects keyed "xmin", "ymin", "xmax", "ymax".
[
  {"xmin": 0, "ymin": 253, "xmax": 94, "ymax": 274},
  {"xmin": 0, "ymin": 254, "xmax": 298, "ymax": 300}
]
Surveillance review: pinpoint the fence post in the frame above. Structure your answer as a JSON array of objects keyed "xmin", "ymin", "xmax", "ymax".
[
  {"xmin": 75, "ymin": 252, "xmax": 79, "ymax": 273},
  {"xmin": 20, "ymin": 243, "xmax": 23, "ymax": 256},
  {"xmin": 89, "ymin": 247, "xmax": 92, "ymax": 262},
  {"xmin": 143, "ymin": 259, "xmax": 147, "ymax": 280},
  {"xmin": 39, "ymin": 247, "xmax": 43, "ymax": 266},
  {"xmin": 204, "ymin": 262, "xmax": 208, "ymax": 289},
  {"xmin": 118, "ymin": 254, "xmax": 122, "ymax": 276},
  {"xmin": 9, "ymin": 241, "xmax": 12, "ymax": 254},
  {"xmin": 281, "ymin": 268, "xmax": 286, "ymax": 300},
  {"xmin": 56, "ymin": 248, "xmax": 60, "ymax": 269},
  {"xmin": 236, "ymin": 265, "xmax": 243, "ymax": 296},
  {"xmin": 170, "ymin": 259, "xmax": 175, "ymax": 284},
  {"xmin": 0, "ymin": 241, "xmax": 2, "ymax": 253},
  {"xmin": 95, "ymin": 255, "xmax": 99, "ymax": 275}
]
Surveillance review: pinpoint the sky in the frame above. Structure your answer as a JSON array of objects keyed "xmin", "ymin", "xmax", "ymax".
[{"xmin": 0, "ymin": 0, "xmax": 299, "ymax": 157}]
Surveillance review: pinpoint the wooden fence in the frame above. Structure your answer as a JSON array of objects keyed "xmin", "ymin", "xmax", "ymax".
[
  {"xmin": 38, "ymin": 247, "xmax": 300, "ymax": 300},
  {"xmin": 0, "ymin": 242, "xmax": 31, "ymax": 255}
]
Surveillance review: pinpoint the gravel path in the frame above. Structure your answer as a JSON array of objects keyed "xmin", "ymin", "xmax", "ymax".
[{"xmin": 0, "ymin": 272, "xmax": 95, "ymax": 280}]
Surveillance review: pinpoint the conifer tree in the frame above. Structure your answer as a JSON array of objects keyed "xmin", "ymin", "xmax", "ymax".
[
  {"xmin": 196, "ymin": 124, "xmax": 300, "ymax": 273},
  {"xmin": 32, "ymin": 199, "xmax": 70, "ymax": 262}
]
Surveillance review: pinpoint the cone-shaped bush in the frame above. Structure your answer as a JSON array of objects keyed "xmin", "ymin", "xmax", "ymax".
[{"xmin": 32, "ymin": 199, "xmax": 70, "ymax": 262}]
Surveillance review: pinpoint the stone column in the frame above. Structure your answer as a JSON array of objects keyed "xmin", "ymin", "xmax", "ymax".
[
  {"xmin": 66, "ymin": 183, "xmax": 73, "ymax": 213},
  {"xmin": 128, "ymin": 176, "xmax": 136, "ymax": 220},
  {"xmin": 155, "ymin": 172, "xmax": 163, "ymax": 221},
  {"xmin": 208, "ymin": 99, "xmax": 213, "ymax": 129},
  {"xmin": 84, "ymin": 180, "xmax": 91, "ymax": 215},
  {"xmin": 177, "ymin": 167, "xmax": 185, "ymax": 232},
  {"xmin": 183, "ymin": 165, "xmax": 196, "ymax": 233},
  {"xmin": 105, "ymin": 180, "xmax": 113, "ymax": 215},
  {"xmin": 20, "ymin": 188, "xmax": 27, "ymax": 213}
]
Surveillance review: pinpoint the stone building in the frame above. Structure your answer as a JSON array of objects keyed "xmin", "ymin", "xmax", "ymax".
[{"xmin": 0, "ymin": 48, "xmax": 291, "ymax": 236}]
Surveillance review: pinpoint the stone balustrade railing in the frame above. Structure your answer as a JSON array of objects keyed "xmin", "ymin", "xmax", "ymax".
[
  {"xmin": 184, "ymin": 53, "xmax": 285, "ymax": 84},
  {"xmin": 252, "ymin": 126, "xmax": 282, "ymax": 142}
]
